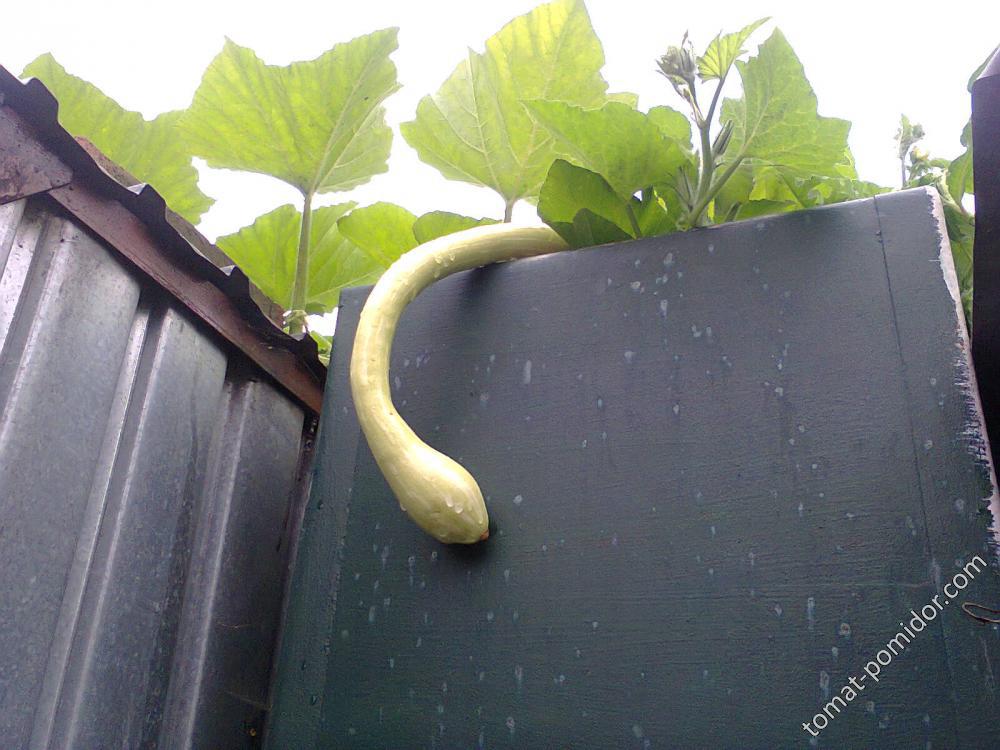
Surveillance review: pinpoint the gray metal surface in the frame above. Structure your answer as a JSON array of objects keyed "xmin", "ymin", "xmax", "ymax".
[
  {"xmin": 270, "ymin": 189, "xmax": 1000, "ymax": 748},
  {"xmin": 0, "ymin": 195, "xmax": 311, "ymax": 749}
]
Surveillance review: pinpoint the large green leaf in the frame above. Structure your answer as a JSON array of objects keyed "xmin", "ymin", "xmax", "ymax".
[
  {"xmin": 538, "ymin": 159, "xmax": 634, "ymax": 246},
  {"xmin": 697, "ymin": 18, "xmax": 769, "ymax": 81},
  {"xmin": 948, "ymin": 122, "xmax": 974, "ymax": 202},
  {"xmin": 525, "ymin": 100, "xmax": 689, "ymax": 201},
  {"xmin": 180, "ymin": 30, "xmax": 399, "ymax": 196},
  {"xmin": 721, "ymin": 30, "xmax": 853, "ymax": 178},
  {"xmin": 709, "ymin": 158, "xmax": 884, "ymax": 224},
  {"xmin": 646, "ymin": 106, "xmax": 693, "ymax": 151},
  {"xmin": 217, "ymin": 203, "xmax": 384, "ymax": 313},
  {"xmin": 22, "ymin": 54, "xmax": 213, "ymax": 223},
  {"xmin": 400, "ymin": 0, "xmax": 609, "ymax": 206},
  {"xmin": 412, "ymin": 212, "xmax": 498, "ymax": 244},
  {"xmin": 338, "ymin": 202, "xmax": 418, "ymax": 266},
  {"xmin": 747, "ymin": 165, "xmax": 886, "ymax": 208},
  {"xmin": 337, "ymin": 204, "xmax": 501, "ymax": 262},
  {"xmin": 943, "ymin": 201, "xmax": 975, "ymax": 321},
  {"xmin": 636, "ymin": 187, "xmax": 683, "ymax": 236},
  {"xmin": 969, "ymin": 45, "xmax": 1000, "ymax": 91}
]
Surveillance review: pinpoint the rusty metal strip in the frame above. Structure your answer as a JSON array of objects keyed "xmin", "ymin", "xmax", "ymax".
[
  {"xmin": 47, "ymin": 182, "xmax": 323, "ymax": 414},
  {"xmin": 0, "ymin": 104, "xmax": 73, "ymax": 204},
  {"xmin": 0, "ymin": 71, "xmax": 324, "ymax": 415}
]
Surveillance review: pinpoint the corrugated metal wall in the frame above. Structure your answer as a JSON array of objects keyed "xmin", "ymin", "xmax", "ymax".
[{"xmin": 0, "ymin": 195, "xmax": 312, "ymax": 749}]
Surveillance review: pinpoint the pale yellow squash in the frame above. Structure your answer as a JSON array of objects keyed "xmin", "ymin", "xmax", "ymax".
[{"xmin": 350, "ymin": 224, "xmax": 567, "ymax": 543}]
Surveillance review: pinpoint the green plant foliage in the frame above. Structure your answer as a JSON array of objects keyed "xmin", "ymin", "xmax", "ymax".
[
  {"xmin": 945, "ymin": 48, "xmax": 996, "ymax": 205},
  {"xmin": 646, "ymin": 106, "xmax": 693, "ymax": 150},
  {"xmin": 891, "ymin": 46, "xmax": 996, "ymax": 323},
  {"xmin": 216, "ymin": 203, "xmax": 384, "ymax": 312},
  {"xmin": 948, "ymin": 123, "xmax": 973, "ymax": 203},
  {"xmin": 721, "ymin": 30, "xmax": 853, "ymax": 179},
  {"xmin": 412, "ymin": 212, "xmax": 498, "ymax": 244},
  {"xmin": 538, "ymin": 159, "xmax": 635, "ymax": 245},
  {"xmin": 697, "ymin": 18, "xmax": 769, "ymax": 81},
  {"xmin": 529, "ymin": 22, "xmax": 871, "ymax": 247},
  {"xmin": 401, "ymin": 0, "xmax": 610, "ymax": 215},
  {"xmin": 311, "ymin": 331, "xmax": 333, "ymax": 365},
  {"xmin": 21, "ymin": 54, "xmax": 213, "ymax": 223},
  {"xmin": 338, "ymin": 202, "xmax": 419, "ymax": 265},
  {"xmin": 180, "ymin": 30, "xmax": 399, "ymax": 196},
  {"xmin": 527, "ymin": 101, "xmax": 689, "ymax": 201},
  {"xmin": 338, "ymin": 204, "xmax": 501, "ymax": 259},
  {"xmin": 33, "ymin": 2, "xmax": 967, "ymax": 344}
]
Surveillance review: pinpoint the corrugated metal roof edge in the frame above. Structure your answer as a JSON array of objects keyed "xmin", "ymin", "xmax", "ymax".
[{"xmin": 0, "ymin": 64, "xmax": 326, "ymax": 413}]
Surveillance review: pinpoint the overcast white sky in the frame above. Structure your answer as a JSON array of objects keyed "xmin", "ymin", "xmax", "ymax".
[{"xmin": 3, "ymin": 0, "xmax": 998, "ymax": 243}]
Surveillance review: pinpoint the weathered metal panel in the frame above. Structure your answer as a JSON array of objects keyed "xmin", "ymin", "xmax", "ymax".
[
  {"xmin": 0, "ymin": 80, "xmax": 325, "ymax": 413},
  {"xmin": 270, "ymin": 189, "xmax": 1000, "ymax": 748},
  {"xmin": 0, "ymin": 195, "xmax": 310, "ymax": 749},
  {"xmin": 160, "ymin": 376, "xmax": 308, "ymax": 749},
  {"xmin": 972, "ymin": 48, "xmax": 1000, "ymax": 468},
  {"xmin": 0, "ymin": 203, "xmax": 143, "ymax": 747}
]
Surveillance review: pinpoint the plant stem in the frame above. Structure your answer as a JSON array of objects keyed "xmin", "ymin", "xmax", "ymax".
[
  {"xmin": 705, "ymin": 78, "xmax": 726, "ymax": 130},
  {"xmin": 503, "ymin": 198, "xmax": 515, "ymax": 223},
  {"xmin": 696, "ymin": 121, "xmax": 714, "ymax": 205},
  {"xmin": 692, "ymin": 79, "xmax": 726, "ymax": 219},
  {"xmin": 900, "ymin": 156, "xmax": 907, "ymax": 189},
  {"xmin": 288, "ymin": 190, "xmax": 314, "ymax": 336},
  {"xmin": 625, "ymin": 202, "xmax": 642, "ymax": 238},
  {"xmin": 686, "ymin": 153, "xmax": 746, "ymax": 228}
]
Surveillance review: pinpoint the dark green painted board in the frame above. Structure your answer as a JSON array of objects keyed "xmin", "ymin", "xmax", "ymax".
[{"xmin": 268, "ymin": 189, "xmax": 1000, "ymax": 749}]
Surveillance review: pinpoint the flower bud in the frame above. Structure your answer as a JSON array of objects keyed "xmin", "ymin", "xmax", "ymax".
[
  {"xmin": 656, "ymin": 33, "xmax": 697, "ymax": 93},
  {"xmin": 712, "ymin": 120, "xmax": 734, "ymax": 157}
]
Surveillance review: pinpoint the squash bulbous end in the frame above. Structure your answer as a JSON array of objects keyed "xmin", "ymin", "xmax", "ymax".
[{"xmin": 378, "ymin": 441, "xmax": 490, "ymax": 544}]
